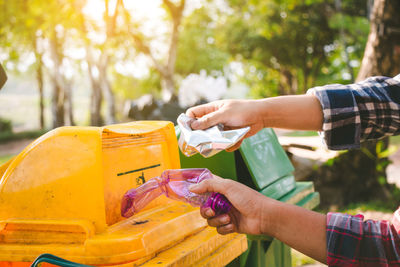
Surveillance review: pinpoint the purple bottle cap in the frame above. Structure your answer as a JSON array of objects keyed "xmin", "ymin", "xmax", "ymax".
[{"xmin": 205, "ymin": 192, "xmax": 232, "ymax": 214}]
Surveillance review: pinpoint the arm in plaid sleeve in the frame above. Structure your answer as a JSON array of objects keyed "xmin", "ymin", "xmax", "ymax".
[
  {"xmin": 327, "ymin": 212, "xmax": 400, "ymax": 266},
  {"xmin": 308, "ymin": 75, "xmax": 400, "ymax": 150}
]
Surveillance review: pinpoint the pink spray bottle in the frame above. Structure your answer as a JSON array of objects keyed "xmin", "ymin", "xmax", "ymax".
[{"xmin": 121, "ymin": 168, "xmax": 232, "ymax": 218}]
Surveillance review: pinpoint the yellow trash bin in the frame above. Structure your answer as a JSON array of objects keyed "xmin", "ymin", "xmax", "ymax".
[{"xmin": 0, "ymin": 121, "xmax": 246, "ymax": 266}]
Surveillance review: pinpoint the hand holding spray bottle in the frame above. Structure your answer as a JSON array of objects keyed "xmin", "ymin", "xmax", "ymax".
[{"xmin": 121, "ymin": 168, "xmax": 232, "ymax": 218}]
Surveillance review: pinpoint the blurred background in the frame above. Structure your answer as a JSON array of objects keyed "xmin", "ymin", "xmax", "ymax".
[
  {"xmin": 1, "ymin": 0, "xmax": 400, "ymax": 265},
  {"xmin": 0, "ymin": 0, "xmax": 372, "ymax": 131}
]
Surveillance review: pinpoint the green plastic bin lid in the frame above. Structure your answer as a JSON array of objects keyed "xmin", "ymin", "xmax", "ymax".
[
  {"xmin": 239, "ymin": 128, "xmax": 294, "ymax": 190},
  {"xmin": 0, "ymin": 63, "xmax": 7, "ymax": 90},
  {"xmin": 176, "ymin": 126, "xmax": 294, "ymax": 190},
  {"xmin": 259, "ymin": 174, "xmax": 295, "ymax": 200}
]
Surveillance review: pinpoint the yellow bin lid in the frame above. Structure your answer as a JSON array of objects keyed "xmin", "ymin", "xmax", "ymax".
[{"xmin": 0, "ymin": 121, "xmax": 207, "ymax": 265}]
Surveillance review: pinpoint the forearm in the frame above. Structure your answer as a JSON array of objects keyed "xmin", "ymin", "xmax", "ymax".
[
  {"xmin": 256, "ymin": 95, "xmax": 323, "ymax": 131},
  {"xmin": 262, "ymin": 198, "xmax": 327, "ymax": 264}
]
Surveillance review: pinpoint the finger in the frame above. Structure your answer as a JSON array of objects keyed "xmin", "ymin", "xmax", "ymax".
[
  {"xmin": 200, "ymin": 207, "xmax": 215, "ymax": 219},
  {"xmin": 244, "ymin": 126, "xmax": 261, "ymax": 139},
  {"xmin": 207, "ymin": 214, "xmax": 231, "ymax": 227},
  {"xmin": 186, "ymin": 103, "xmax": 217, "ymax": 119},
  {"xmin": 189, "ymin": 175, "xmax": 227, "ymax": 195},
  {"xmin": 217, "ymin": 223, "xmax": 235, "ymax": 235},
  {"xmin": 191, "ymin": 110, "xmax": 225, "ymax": 130}
]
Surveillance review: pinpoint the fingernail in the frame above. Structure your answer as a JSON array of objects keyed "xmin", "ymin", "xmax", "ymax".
[
  {"xmin": 222, "ymin": 215, "xmax": 230, "ymax": 224},
  {"xmin": 225, "ymin": 224, "xmax": 234, "ymax": 231},
  {"xmin": 205, "ymin": 209, "xmax": 214, "ymax": 217},
  {"xmin": 191, "ymin": 120, "xmax": 200, "ymax": 129}
]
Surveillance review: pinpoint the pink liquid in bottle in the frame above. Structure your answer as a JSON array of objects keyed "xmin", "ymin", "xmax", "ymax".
[{"xmin": 121, "ymin": 168, "xmax": 232, "ymax": 218}]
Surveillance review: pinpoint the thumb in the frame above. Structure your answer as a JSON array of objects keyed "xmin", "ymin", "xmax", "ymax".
[
  {"xmin": 191, "ymin": 110, "xmax": 224, "ymax": 130},
  {"xmin": 189, "ymin": 176, "xmax": 227, "ymax": 195}
]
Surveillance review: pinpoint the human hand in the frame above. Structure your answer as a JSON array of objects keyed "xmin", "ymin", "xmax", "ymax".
[
  {"xmin": 189, "ymin": 175, "xmax": 272, "ymax": 235},
  {"xmin": 185, "ymin": 99, "xmax": 265, "ymax": 151},
  {"xmin": 191, "ymin": 174, "xmax": 328, "ymax": 264}
]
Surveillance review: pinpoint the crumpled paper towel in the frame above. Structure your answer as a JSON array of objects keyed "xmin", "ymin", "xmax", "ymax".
[{"xmin": 177, "ymin": 113, "xmax": 250, "ymax": 158}]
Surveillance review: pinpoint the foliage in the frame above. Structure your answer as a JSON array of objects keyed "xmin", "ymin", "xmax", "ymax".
[
  {"xmin": 291, "ymin": 249, "xmax": 318, "ymax": 266},
  {"xmin": 0, "ymin": 129, "xmax": 47, "ymax": 144},
  {"xmin": 0, "ymin": 0, "xmax": 372, "ymax": 129},
  {"xmin": 283, "ymin": 130, "xmax": 319, "ymax": 137},
  {"xmin": 0, "ymin": 154, "xmax": 14, "ymax": 165},
  {"xmin": 390, "ymin": 135, "xmax": 400, "ymax": 146},
  {"xmin": 213, "ymin": 0, "xmax": 369, "ymax": 97},
  {"xmin": 176, "ymin": 7, "xmax": 230, "ymax": 76},
  {"xmin": 339, "ymin": 199, "xmax": 400, "ymax": 214},
  {"xmin": 319, "ymin": 13, "xmax": 369, "ymax": 84},
  {"xmin": 219, "ymin": 0, "xmax": 337, "ymax": 94},
  {"xmin": 112, "ymin": 69, "xmax": 161, "ymax": 100},
  {"xmin": 0, "ymin": 118, "xmax": 12, "ymax": 133}
]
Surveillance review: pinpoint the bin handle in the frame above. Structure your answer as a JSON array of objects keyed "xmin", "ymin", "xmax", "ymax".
[
  {"xmin": 30, "ymin": 253, "xmax": 92, "ymax": 267},
  {"xmin": 0, "ymin": 219, "xmax": 95, "ymax": 239}
]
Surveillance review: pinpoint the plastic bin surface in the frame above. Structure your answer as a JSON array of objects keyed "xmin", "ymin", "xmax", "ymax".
[
  {"xmin": 0, "ymin": 121, "xmax": 208, "ymax": 265},
  {"xmin": 239, "ymin": 128, "xmax": 294, "ymax": 190}
]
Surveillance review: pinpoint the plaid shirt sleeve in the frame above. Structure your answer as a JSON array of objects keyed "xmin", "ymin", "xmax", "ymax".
[
  {"xmin": 327, "ymin": 212, "xmax": 400, "ymax": 266},
  {"xmin": 307, "ymin": 75, "xmax": 400, "ymax": 150},
  {"xmin": 307, "ymin": 75, "xmax": 400, "ymax": 266}
]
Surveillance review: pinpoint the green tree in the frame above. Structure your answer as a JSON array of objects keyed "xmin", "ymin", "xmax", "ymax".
[
  {"xmin": 311, "ymin": 0, "xmax": 400, "ymax": 208},
  {"xmin": 1, "ymin": 0, "xmax": 83, "ymax": 128},
  {"xmin": 175, "ymin": 7, "xmax": 229, "ymax": 76},
  {"xmin": 0, "ymin": 0, "xmax": 47, "ymax": 128},
  {"xmin": 121, "ymin": 0, "xmax": 186, "ymax": 102},
  {"xmin": 76, "ymin": 0, "xmax": 122, "ymax": 126},
  {"xmin": 220, "ymin": 0, "xmax": 337, "ymax": 95}
]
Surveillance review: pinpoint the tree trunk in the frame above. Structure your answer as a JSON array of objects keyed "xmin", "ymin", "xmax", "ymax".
[
  {"xmin": 279, "ymin": 69, "xmax": 298, "ymax": 95},
  {"xmin": 311, "ymin": 0, "xmax": 400, "ymax": 209},
  {"xmin": 357, "ymin": 0, "xmax": 400, "ymax": 79},
  {"xmin": 123, "ymin": 0, "xmax": 185, "ymax": 103},
  {"xmin": 37, "ymin": 60, "xmax": 45, "ymax": 129},
  {"xmin": 354, "ymin": 0, "xmax": 400, "ymax": 199},
  {"xmin": 89, "ymin": 73, "xmax": 103, "ymax": 126},
  {"xmin": 86, "ymin": 46, "xmax": 103, "ymax": 126},
  {"xmin": 33, "ymin": 37, "xmax": 45, "ymax": 129},
  {"xmin": 99, "ymin": 54, "xmax": 116, "ymax": 124},
  {"xmin": 160, "ymin": 1, "xmax": 185, "ymax": 102},
  {"xmin": 64, "ymin": 81, "xmax": 75, "ymax": 126},
  {"xmin": 49, "ymin": 32, "xmax": 65, "ymax": 128},
  {"xmin": 161, "ymin": 74, "xmax": 176, "ymax": 102},
  {"xmin": 51, "ymin": 81, "xmax": 64, "ymax": 128}
]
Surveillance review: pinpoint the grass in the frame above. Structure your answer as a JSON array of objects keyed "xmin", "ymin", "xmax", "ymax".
[
  {"xmin": 339, "ymin": 201, "xmax": 398, "ymax": 214},
  {"xmin": 283, "ymin": 130, "xmax": 319, "ymax": 137},
  {"xmin": 0, "ymin": 154, "xmax": 14, "ymax": 165},
  {"xmin": 285, "ymin": 131, "xmax": 400, "ymax": 139},
  {"xmin": 0, "ymin": 129, "xmax": 47, "ymax": 144},
  {"xmin": 390, "ymin": 135, "xmax": 400, "ymax": 146},
  {"xmin": 292, "ymin": 249, "xmax": 320, "ymax": 266},
  {"xmin": 315, "ymin": 199, "xmax": 398, "ymax": 215}
]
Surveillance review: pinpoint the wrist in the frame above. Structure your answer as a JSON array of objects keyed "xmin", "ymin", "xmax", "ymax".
[
  {"xmin": 259, "ymin": 197, "xmax": 281, "ymax": 237},
  {"xmin": 253, "ymin": 99, "xmax": 270, "ymax": 128}
]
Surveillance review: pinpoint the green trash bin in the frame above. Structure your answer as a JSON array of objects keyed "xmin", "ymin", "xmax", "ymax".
[{"xmin": 176, "ymin": 127, "xmax": 320, "ymax": 267}]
